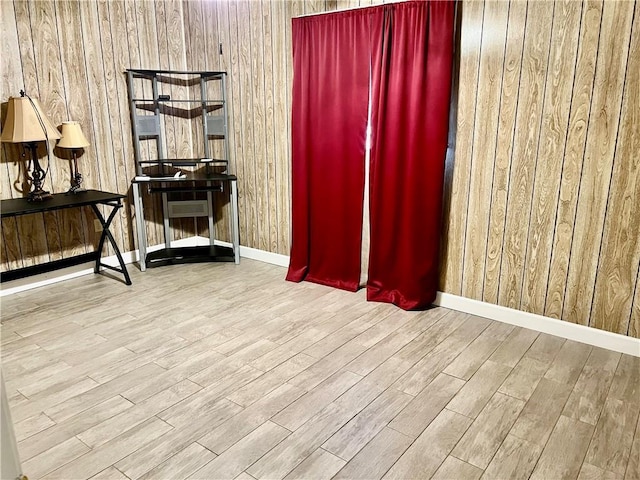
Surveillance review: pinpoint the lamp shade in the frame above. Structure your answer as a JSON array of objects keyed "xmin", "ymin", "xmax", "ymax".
[
  {"xmin": 1, "ymin": 95, "xmax": 61, "ymax": 143},
  {"xmin": 58, "ymin": 121, "xmax": 90, "ymax": 149}
]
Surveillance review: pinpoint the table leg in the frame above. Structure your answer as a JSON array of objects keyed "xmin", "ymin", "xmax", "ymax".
[
  {"xmin": 132, "ymin": 183, "xmax": 147, "ymax": 271},
  {"xmin": 231, "ymin": 179, "xmax": 240, "ymax": 264},
  {"xmin": 91, "ymin": 203, "xmax": 132, "ymax": 285}
]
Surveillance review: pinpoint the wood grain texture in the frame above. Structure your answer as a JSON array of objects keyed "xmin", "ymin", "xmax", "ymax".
[
  {"xmin": 632, "ymin": 272, "xmax": 640, "ymax": 339},
  {"xmin": 451, "ymin": 392, "xmax": 525, "ymax": 469},
  {"xmin": 482, "ymin": 0, "xmax": 527, "ymax": 305},
  {"xmin": 440, "ymin": 0, "xmax": 484, "ymax": 295},
  {"xmin": 520, "ymin": 0, "xmax": 582, "ymax": 314},
  {"xmin": 2, "ymin": 0, "xmax": 639, "ymax": 341},
  {"xmin": 530, "ymin": 415, "xmax": 595, "ymax": 480},
  {"xmin": 545, "ymin": 0, "xmax": 604, "ymax": 320},
  {"xmin": 5, "ymin": 259, "xmax": 640, "ymax": 480},
  {"xmin": 562, "ymin": 0, "xmax": 634, "ymax": 326},
  {"xmin": 589, "ymin": 5, "xmax": 640, "ymax": 335},
  {"xmin": 497, "ymin": 0, "xmax": 554, "ymax": 309},
  {"xmin": 481, "ymin": 434, "xmax": 543, "ymax": 480},
  {"xmin": 461, "ymin": 0, "xmax": 509, "ymax": 300}
]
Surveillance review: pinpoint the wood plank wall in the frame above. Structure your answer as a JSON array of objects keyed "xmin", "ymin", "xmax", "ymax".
[
  {"xmin": 440, "ymin": 0, "xmax": 639, "ymax": 337},
  {"xmin": 1, "ymin": 0, "xmax": 638, "ymax": 339}
]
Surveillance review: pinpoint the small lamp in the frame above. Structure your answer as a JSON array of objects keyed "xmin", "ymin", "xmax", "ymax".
[
  {"xmin": 1, "ymin": 91, "xmax": 61, "ymax": 201},
  {"xmin": 58, "ymin": 121, "xmax": 90, "ymax": 194}
]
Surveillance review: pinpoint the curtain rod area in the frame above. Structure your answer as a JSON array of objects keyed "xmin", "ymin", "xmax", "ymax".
[{"xmin": 293, "ymin": 2, "xmax": 385, "ymax": 18}]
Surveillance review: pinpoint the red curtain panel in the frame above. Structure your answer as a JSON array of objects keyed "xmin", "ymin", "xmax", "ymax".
[
  {"xmin": 286, "ymin": 9, "xmax": 380, "ymax": 291},
  {"xmin": 367, "ymin": 1, "xmax": 456, "ymax": 309}
]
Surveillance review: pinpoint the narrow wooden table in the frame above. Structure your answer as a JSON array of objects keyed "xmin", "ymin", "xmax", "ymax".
[{"xmin": 1, "ymin": 190, "xmax": 132, "ymax": 285}]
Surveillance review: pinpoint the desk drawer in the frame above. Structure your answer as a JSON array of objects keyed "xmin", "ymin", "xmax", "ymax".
[{"xmin": 167, "ymin": 200, "xmax": 209, "ymax": 218}]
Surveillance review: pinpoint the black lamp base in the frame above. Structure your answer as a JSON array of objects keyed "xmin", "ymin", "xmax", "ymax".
[
  {"xmin": 26, "ymin": 142, "xmax": 52, "ymax": 202},
  {"xmin": 28, "ymin": 188, "xmax": 52, "ymax": 202},
  {"xmin": 66, "ymin": 152, "xmax": 84, "ymax": 194}
]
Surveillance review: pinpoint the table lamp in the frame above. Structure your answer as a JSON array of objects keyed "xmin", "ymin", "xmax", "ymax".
[
  {"xmin": 1, "ymin": 91, "xmax": 61, "ymax": 201},
  {"xmin": 58, "ymin": 121, "xmax": 90, "ymax": 193}
]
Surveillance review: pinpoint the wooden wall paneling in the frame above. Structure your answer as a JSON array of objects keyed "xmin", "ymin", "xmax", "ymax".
[
  {"xmin": 271, "ymin": 0, "xmax": 291, "ymax": 255},
  {"xmin": 439, "ymin": 0, "xmax": 462, "ymax": 300},
  {"xmin": 154, "ymin": 0, "xmax": 183, "ymax": 241},
  {"xmin": 135, "ymin": 0, "xmax": 164, "ymax": 247},
  {"xmin": 1, "ymin": 0, "xmax": 24, "ymax": 271},
  {"xmin": 440, "ymin": 0, "xmax": 485, "ymax": 294},
  {"xmin": 12, "ymin": 2, "xmax": 38, "ymax": 99},
  {"xmin": 631, "ymin": 269, "xmax": 640, "ymax": 338},
  {"xmin": 223, "ymin": 1, "xmax": 248, "ymax": 248},
  {"xmin": 590, "ymin": 9, "xmax": 639, "ymax": 335},
  {"xmin": 130, "ymin": 1, "xmax": 155, "ymax": 168},
  {"xmin": 78, "ymin": 0, "xmax": 124, "ymax": 255},
  {"xmin": 304, "ymin": 0, "xmax": 326, "ymax": 15},
  {"xmin": 96, "ymin": 0, "xmax": 134, "ymax": 253},
  {"xmin": 544, "ymin": 0, "xmax": 603, "ymax": 319},
  {"xmin": 520, "ymin": 0, "xmax": 583, "ymax": 313},
  {"xmin": 104, "ymin": 0, "xmax": 139, "ymax": 252},
  {"xmin": 483, "ymin": 0, "xmax": 527, "ymax": 305},
  {"xmin": 154, "ymin": 0, "xmax": 174, "ymax": 160},
  {"xmin": 336, "ymin": 0, "xmax": 362, "ymax": 9},
  {"xmin": 56, "ymin": 0, "xmax": 100, "ymax": 257},
  {"xmin": 325, "ymin": 0, "xmax": 339, "ymax": 10},
  {"xmin": 236, "ymin": 1, "xmax": 258, "ymax": 249},
  {"xmin": 216, "ymin": 2, "xmax": 238, "ymax": 176},
  {"xmin": 11, "ymin": 1, "xmax": 58, "ymax": 267},
  {"xmin": 184, "ymin": 0, "xmax": 210, "ymax": 241},
  {"xmin": 201, "ymin": 2, "xmax": 232, "ymax": 245},
  {"xmin": 1, "ymin": 218, "xmax": 22, "ymax": 271},
  {"xmin": 211, "ymin": 0, "xmax": 235, "ymax": 245},
  {"xmin": 497, "ymin": 1, "xmax": 554, "ymax": 309},
  {"xmin": 284, "ymin": 0, "xmax": 306, "ymax": 254},
  {"xmin": 461, "ymin": 0, "xmax": 509, "ymax": 301},
  {"xmin": 248, "ymin": 0, "xmax": 269, "ymax": 251},
  {"xmin": 167, "ymin": 1, "xmax": 193, "ymax": 159},
  {"xmin": 562, "ymin": 0, "xmax": 634, "ymax": 326},
  {"xmin": 262, "ymin": 0, "xmax": 279, "ymax": 253},
  {"xmin": 121, "ymin": 0, "xmax": 146, "ymax": 253},
  {"xmin": 1, "ymin": 0, "xmax": 22, "ymax": 202},
  {"xmin": 166, "ymin": 0, "xmax": 195, "ymax": 241},
  {"xmin": 25, "ymin": 0, "xmax": 70, "ymax": 263}
]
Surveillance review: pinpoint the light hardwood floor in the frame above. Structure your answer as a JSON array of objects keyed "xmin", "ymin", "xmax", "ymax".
[{"xmin": 1, "ymin": 260, "xmax": 638, "ymax": 480}]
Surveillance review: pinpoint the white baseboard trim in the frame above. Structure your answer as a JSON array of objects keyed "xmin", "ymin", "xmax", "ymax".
[
  {"xmin": 2, "ymin": 240, "xmax": 637, "ymax": 357},
  {"xmin": 434, "ymin": 292, "xmax": 640, "ymax": 357},
  {"xmin": 240, "ymin": 246, "xmax": 290, "ymax": 267},
  {"xmin": 211, "ymin": 238, "xmax": 290, "ymax": 267}
]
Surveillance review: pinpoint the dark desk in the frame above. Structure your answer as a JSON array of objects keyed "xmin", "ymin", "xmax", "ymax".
[
  {"xmin": 1, "ymin": 190, "xmax": 132, "ymax": 285},
  {"xmin": 131, "ymin": 173, "xmax": 240, "ymax": 271}
]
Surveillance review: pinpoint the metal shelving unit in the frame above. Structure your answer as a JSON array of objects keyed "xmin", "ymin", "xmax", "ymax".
[{"xmin": 126, "ymin": 69, "xmax": 240, "ymax": 270}]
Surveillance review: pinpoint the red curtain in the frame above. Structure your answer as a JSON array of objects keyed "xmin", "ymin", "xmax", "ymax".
[
  {"xmin": 286, "ymin": 9, "xmax": 380, "ymax": 291},
  {"xmin": 287, "ymin": 2, "xmax": 455, "ymax": 307},
  {"xmin": 367, "ymin": 1, "xmax": 456, "ymax": 309}
]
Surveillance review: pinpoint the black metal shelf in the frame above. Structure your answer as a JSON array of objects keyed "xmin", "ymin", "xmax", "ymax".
[{"xmin": 146, "ymin": 245, "xmax": 235, "ymax": 268}]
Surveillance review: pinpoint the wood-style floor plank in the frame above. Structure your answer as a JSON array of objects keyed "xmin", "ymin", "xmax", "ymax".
[
  {"xmin": 1, "ymin": 260, "xmax": 637, "ymax": 480},
  {"xmin": 451, "ymin": 393, "xmax": 525, "ymax": 469},
  {"xmin": 481, "ymin": 434, "xmax": 543, "ymax": 480},
  {"xmin": 190, "ymin": 421, "xmax": 290, "ymax": 480},
  {"xmin": 333, "ymin": 427, "xmax": 413, "ymax": 480},
  {"xmin": 384, "ymin": 409, "xmax": 472, "ymax": 479},
  {"xmin": 530, "ymin": 415, "xmax": 595, "ymax": 480},
  {"xmin": 388, "ymin": 373, "xmax": 465, "ymax": 438},
  {"xmin": 283, "ymin": 448, "xmax": 346, "ymax": 480}
]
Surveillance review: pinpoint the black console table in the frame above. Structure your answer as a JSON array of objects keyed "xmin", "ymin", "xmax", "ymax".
[{"xmin": 0, "ymin": 190, "xmax": 132, "ymax": 285}]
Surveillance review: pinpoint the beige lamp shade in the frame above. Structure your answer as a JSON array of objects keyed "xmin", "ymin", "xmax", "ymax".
[
  {"xmin": 58, "ymin": 121, "xmax": 90, "ymax": 149},
  {"xmin": 1, "ymin": 95, "xmax": 61, "ymax": 143}
]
